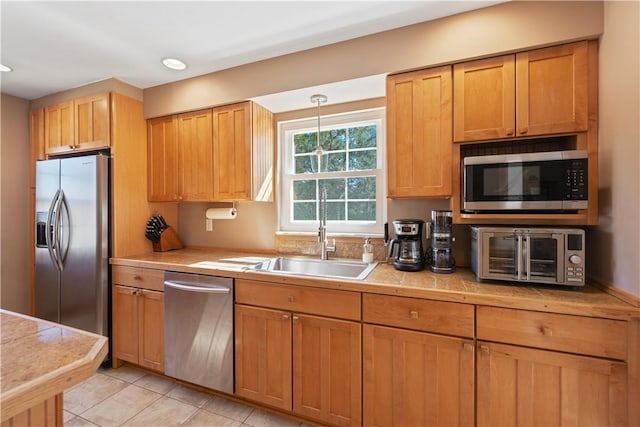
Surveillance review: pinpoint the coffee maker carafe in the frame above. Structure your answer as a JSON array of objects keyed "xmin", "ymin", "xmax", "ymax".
[
  {"xmin": 387, "ymin": 219, "xmax": 425, "ymax": 272},
  {"xmin": 427, "ymin": 210, "xmax": 456, "ymax": 273}
]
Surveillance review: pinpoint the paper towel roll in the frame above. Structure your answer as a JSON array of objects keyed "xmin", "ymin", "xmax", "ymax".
[{"xmin": 206, "ymin": 207, "xmax": 237, "ymax": 220}]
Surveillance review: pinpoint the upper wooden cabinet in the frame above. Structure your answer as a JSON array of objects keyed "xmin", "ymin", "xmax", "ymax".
[
  {"xmin": 44, "ymin": 92, "xmax": 111, "ymax": 155},
  {"xmin": 454, "ymin": 41, "xmax": 589, "ymax": 142},
  {"xmin": 147, "ymin": 101, "xmax": 274, "ymax": 202},
  {"xmin": 212, "ymin": 101, "xmax": 274, "ymax": 201},
  {"xmin": 147, "ymin": 115, "xmax": 179, "ymax": 201},
  {"xmin": 453, "ymin": 55, "xmax": 515, "ymax": 142},
  {"xmin": 44, "ymin": 100, "xmax": 74, "ymax": 155},
  {"xmin": 178, "ymin": 109, "xmax": 214, "ymax": 201},
  {"xmin": 74, "ymin": 93, "xmax": 110, "ymax": 150},
  {"xmin": 516, "ymin": 42, "xmax": 588, "ymax": 137},
  {"xmin": 387, "ymin": 65, "xmax": 453, "ymax": 198}
]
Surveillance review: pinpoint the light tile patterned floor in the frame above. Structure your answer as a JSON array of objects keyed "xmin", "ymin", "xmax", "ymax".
[{"xmin": 64, "ymin": 365, "xmax": 317, "ymax": 427}]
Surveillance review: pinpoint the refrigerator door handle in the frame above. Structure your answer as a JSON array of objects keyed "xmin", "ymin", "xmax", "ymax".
[
  {"xmin": 46, "ymin": 189, "xmax": 61, "ymax": 271},
  {"xmin": 52, "ymin": 190, "xmax": 70, "ymax": 272}
]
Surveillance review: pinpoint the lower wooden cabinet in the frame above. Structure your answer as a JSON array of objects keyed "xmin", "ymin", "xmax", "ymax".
[
  {"xmin": 235, "ymin": 279, "xmax": 361, "ymax": 427},
  {"xmin": 476, "ymin": 341, "xmax": 628, "ymax": 427},
  {"xmin": 112, "ymin": 284, "xmax": 164, "ymax": 372},
  {"xmin": 235, "ymin": 304, "xmax": 292, "ymax": 410},
  {"xmin": 293, "ymin": 314, "xmax": 361, "ymax": 426},
  {"xmin": 235, "ymin": 304, "xmax": 361, "ymax": 427},
  {"xmin": 363, "ymin": 325, "xmax": 474, "ymax": 427}
]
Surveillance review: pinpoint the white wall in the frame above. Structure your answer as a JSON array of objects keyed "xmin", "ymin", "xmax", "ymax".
[
  {"xmin": 0, "ymin": 93, "xmax": 31, "ymax": 314},
  {"xmin": 588, "ymin": 1, "xmax": 640, "ymax": 299}
]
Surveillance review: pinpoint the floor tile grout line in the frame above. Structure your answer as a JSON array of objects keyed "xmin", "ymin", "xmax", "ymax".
[
  {"xmin": 65, "ymin": 378, "xmax": 126, "ymax": 418},
  {"xmin": 67, "ymin": 367, "xmax": 305, "ymax": 427}
]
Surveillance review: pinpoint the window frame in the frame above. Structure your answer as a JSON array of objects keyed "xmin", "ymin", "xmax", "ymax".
[{"xmin": 278, "ymin": 108, "xmax": 386, "ymax": 235}]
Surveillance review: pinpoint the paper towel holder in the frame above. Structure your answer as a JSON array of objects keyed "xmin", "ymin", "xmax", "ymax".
[{"xmin": 205, "ymin": 202, "xmax": 237, "ymax": 225}]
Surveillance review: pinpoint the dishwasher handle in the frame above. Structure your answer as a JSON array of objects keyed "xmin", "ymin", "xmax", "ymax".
[{"xmin": 164, "ymin": 280, "xmax": 231, "ymax": 293}]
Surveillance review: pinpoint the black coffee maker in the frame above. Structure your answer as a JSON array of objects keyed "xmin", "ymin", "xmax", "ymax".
[{"xmin": 386, "ymin": 219, "xmax": 426, "ymax": 271}]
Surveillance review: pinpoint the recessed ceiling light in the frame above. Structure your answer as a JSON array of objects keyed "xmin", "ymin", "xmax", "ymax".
[
  {"xmin": 162, "ymin": 58, "xmax": 187, "ymax": 71},
  {"xmin": 0, "ymin": 64, "xmax": 13, "ymax": 72}
]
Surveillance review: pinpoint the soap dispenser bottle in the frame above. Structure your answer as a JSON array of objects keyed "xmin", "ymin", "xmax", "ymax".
[{"xmin": 362, "ymin": 237, "xmax": 374, "ymax": 263}]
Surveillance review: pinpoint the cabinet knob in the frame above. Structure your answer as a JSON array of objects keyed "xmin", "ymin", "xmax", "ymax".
[
  {"xmin": 409, "ymin": 310, "xmax": 419, "ymax": 319},
  {"xmin": 540, "ymin": 326, "xmax": 553, "ymax": 336},
  {"xmin": 133, "ymin": 275, "xmax": 142, "ymax": 281},
  {"xmin": 282, "ymin": 314, "xmax": 290, "ymax": 320},
  {"xmin": 68, "ymin": 145, "xmax": 75, "ymax": 149},
  {"xmin": 505, "ymin": 128, "xmax": 514, "ymax": 136},
  {"xmin": 463, "ymin": 342, "xmax": 474, "ymax": 352},
  {"xmin": 519, "ymin": 127, "xmax": 528, "ymax": 135},
  {"xmin": 292, "ymin": 316, "xmax": 299, "ymax": 322},
  {"xmin": 288, "ymin": 295, "xmax": 295, "ymax": 303},
  {"xmin": 479, "ymin": 344, "xmax": 490, "ymax": 354}
]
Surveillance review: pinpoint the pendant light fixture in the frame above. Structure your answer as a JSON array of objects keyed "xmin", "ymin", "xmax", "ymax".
[{"xmin": 310, "ymin": 94, "xmax": 328, "ymax": 172}]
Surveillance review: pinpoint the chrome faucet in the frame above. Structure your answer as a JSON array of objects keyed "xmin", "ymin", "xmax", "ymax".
[{"xmin": 318, "ymin": 187, "xmax": 335, "ymax": 260}]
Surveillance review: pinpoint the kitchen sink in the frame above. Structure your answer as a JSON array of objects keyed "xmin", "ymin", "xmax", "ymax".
[{"xmin": 247, "ymin": 257, "xmax": 377, "ymax": 281}]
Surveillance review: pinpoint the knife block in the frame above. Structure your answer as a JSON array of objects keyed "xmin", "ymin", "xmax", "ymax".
[{"xmin": 152, "ymin": 226, "xmax": 184, "ymax": 252}]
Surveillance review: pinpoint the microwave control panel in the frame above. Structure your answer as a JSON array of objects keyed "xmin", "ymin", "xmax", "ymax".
[{"xmin": 565, "ymin": 158, "xmax": 588, "ymax": 201}]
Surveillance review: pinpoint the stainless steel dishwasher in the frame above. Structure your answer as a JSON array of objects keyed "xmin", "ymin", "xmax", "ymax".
[{"xmin": 164, "ymin": 271, "xmax": 234, "ymax": 394}]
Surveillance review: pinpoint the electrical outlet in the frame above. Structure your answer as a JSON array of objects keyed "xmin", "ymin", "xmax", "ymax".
[{"xmin": 206, "ymin": 218, "xmax": 213, "ymax": 231}]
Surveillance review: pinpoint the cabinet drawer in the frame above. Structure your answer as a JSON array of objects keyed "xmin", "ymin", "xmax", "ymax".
[
  {"xmin": 112, "ymin": 266, "xmax": 164, "ymax": 291},
  {"xmin": 477, "ymin": 306, "xmax": 628, "ymax": 360},
  {"xmin": 236, "ymin": 279, "xmax": 360, "ymax": 321},
  {"xmin": 363, "ymin": 293, "xmax": 474, "ymax": 338}
]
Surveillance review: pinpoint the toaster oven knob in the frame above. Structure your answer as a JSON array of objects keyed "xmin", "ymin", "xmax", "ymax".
[{"xmin": 569, "ymin": 254, "xmax": 583, "ymax": 265}]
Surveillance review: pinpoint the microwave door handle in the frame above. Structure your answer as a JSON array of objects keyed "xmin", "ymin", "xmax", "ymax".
[{"xmin": 553, "ymin": 233, "xmax": 565, "ymax": 283}]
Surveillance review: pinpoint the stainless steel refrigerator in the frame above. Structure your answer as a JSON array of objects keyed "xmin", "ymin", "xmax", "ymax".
[{"xmin": 35, "ymin": 154, "xmax": 109, "ymax": 337}]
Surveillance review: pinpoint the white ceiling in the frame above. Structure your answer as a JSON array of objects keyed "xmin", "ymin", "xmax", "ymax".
[{"xmin": 0, "ymin": 1, "xmax": 502, "ymax": 112}]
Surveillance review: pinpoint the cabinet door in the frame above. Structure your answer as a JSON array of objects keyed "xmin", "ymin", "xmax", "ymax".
[
  {"xmin": 453, "ymin": 55, "xmax": 516, "ymax": 142},
  {"xmin": 387, "ymin": 66, "xmax": 452, "ymax": 198},
  {"xmin": 178, "ymin": 109, "xmax": 214, "ymax": 201},
  {"xmin": 477, "ymin": 341, "xmax": 628, "ymax": 427},
  {"xmin": 516, "ymin": 41, "xmax": 588, "ymax": 136},
  {"xmin": 44, "ymin": 100, "xmax": 74, "ymax": 155},
  {"xmin": 30, "ymin": 108, "xmax": 45, "ymax": 188},
  {"xmin": 138, "ymin": 289, "xmax": 165, "ymax": 372},
  {"xmin": 112, "ymin": 285, "xmax": 139, "ymax": 365},
  {"xmin": 147, "ymin": 115, "xmax": 179, "ymax": 201},
  {"xmin": 363, "ymin": 325, "xmax": 474, "ymax": 427},
  {"xmin": 212, "ymin": 102, "xmax": 251, "ymax": 200},
  {"xmin": 75, "ymin": 92, "xmax": 110, "ymax": 150},
  {"xmin": 293, "ymin": 314, "xmax": 361, "ymax": 427},
  {"xmin": 235, "ymin": 304, "xmax": 292, "ymax": 410}
]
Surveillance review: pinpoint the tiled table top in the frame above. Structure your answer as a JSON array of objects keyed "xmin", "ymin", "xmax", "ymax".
[{"xmin": 0, "ymin": 309, "xmax": 108, "ymax": 421}]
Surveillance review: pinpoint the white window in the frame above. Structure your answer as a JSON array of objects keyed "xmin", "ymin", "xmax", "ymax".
[{"xmin": 278, "ymin": 108, "xmax": 385, "ymax": 235}]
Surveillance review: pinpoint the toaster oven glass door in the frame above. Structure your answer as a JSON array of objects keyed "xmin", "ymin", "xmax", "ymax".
[{"xmin": 482, "ymin": 232, "xmax": 564, "ymax": 284}]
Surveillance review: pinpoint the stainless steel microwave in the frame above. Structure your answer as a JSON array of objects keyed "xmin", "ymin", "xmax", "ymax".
[
  {"xmin": 463, "ymin": 150, "xmax": 588, "ymax": 212},
  {"xmin": 470, "ymin": 226, "xmax": 585, "ymax": 287}
]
